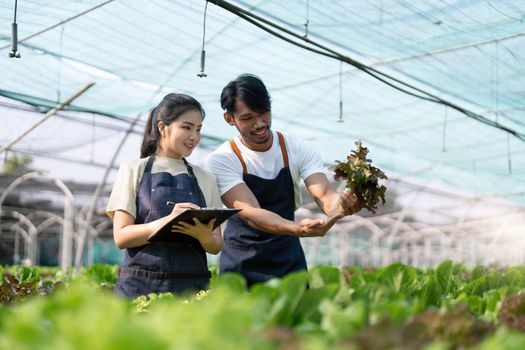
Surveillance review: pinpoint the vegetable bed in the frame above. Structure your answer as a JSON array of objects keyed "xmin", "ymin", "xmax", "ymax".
[{"xmin": 2, "ymin": 262, "xmax": 525, "ymax": 349}]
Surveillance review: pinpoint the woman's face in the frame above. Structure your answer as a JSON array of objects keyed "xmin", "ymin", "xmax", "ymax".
[{"xmin": 157, "ymin": 110, "xmax": 203, "ymax": 159}]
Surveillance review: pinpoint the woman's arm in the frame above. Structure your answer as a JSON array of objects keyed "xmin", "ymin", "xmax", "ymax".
[{"xmin": 112, "ymin": 202, "xmax": 201, "ymax": 249}]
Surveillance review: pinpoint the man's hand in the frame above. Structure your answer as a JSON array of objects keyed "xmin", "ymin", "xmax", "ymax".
[
  {"xmin": 341, "ymin": 190, "xmax": 365, "ymax": 215},
  {"xmin": 329, "ymin": 190, "xmax": 365, "ymax": 218},
  {"xmin": 297, "ymin": 216, "xmax": 340, "ymax": 237}
]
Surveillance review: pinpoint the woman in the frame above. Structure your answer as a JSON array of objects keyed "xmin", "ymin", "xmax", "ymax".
[{"xmin": 106, "ymin": 93, "xmax": 223, "ymax": 298}]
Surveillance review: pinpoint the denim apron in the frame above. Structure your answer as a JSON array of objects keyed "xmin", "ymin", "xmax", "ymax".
[
  {"xmin": 115, "ymin": 156, "xmax": 211, "ymax": 298},
  {"xmin": 219, "ymin": 131, "xmax": 307, "ymax": 286}
]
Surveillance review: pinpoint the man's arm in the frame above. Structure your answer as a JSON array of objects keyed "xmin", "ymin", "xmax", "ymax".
[
  {"xmin": 221, "ymin": 183, "xmax": 337, "ymax": 237},
  {"xmin": 304, "ymin": 173, "xmax": 361, "ymax": 217}
]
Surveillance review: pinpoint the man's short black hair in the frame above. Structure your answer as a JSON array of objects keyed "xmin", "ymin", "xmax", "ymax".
[{"xmin": 220, "ymin": 74, "xmax": 271, "ymax": 115}]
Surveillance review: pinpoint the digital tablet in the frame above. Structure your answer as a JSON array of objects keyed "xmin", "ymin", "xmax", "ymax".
[{"xmin": 147, "ymin": 208, "xmax": 241, "ymax": 242}]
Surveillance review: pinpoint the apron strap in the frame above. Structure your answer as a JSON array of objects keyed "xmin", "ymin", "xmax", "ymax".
[
  {"xmin": 276, "ymin": 131, "xmax": 289, "ymax": 168},
  {"xmin": 182, "ymin": 157, "xmax": 207, "ymax": 207},
  {"xmin": 229, "ymin": 131, "xmax": 289, "ymax": 174},
  {"xmin": 135, "ymin": 156, "xmax": 155, "ymax": 223},
  {"xmin": 144, "ymin": 155, "xmax": 155, "ymax": 174},
  {"xmin": 229, "ymin": 139, "xmax": 248, "ymax": 174}
]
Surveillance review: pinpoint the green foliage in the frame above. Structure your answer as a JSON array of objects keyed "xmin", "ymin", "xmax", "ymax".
[
  {"xmin": 210, "ymin": 271, "xmax": 247, "ymax": 292},
  {"xmin": 479, "ymin": 328, "xmax": 525, "ymax": 350},
  {"xmin": 309, "ymin": 265, "xmax": 341, "ymax": 288},
  {"xmin": 2, "ymin": 154, "xmax": 33, "ymax": 175},
  {"xmin": 377, "ymin": 262, "xmax": 417, "ymax": 294},
  {"xmin": 80, "ymin": 264, "xmax": 118, "ymax": 287},
  {"xmin": 471, "ymin": 265, "xmax": 486, "ymax": 280},
  {"xmin": 1, "ymin": 262, "xmax": 525, "ymax": 349},
  {"xmin": 416, "ymin": 275, "xmax": 441, "ymax": 310},
  {"xmin": 435, "ymin": 260, "xmax": 453, "ymax": 294},
  {"xmin": 502, "ymin": 268, "xmax": 525, "ymax": 287},
  {"xmin": 321, "ymin": 299, "xmax": 368, "ymax": 339},
  {"xmin": 332, "ymin": 141, "xmax": 387, "ymax": 212}
]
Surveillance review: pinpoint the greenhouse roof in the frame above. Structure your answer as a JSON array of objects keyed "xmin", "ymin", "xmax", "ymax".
[{"xmin": 0, "ymin": 0, "xmax": 524, "ymax": 206}]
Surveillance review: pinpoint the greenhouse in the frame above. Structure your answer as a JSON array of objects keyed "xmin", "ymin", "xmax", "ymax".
[{"xmin": 0, "ymin": 0, "xmax": 525, "ymax": 349}]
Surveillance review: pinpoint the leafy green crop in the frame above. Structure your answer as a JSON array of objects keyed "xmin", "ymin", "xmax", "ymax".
[
  {"xmin": 332, "ymin": 140, "xmax": 387, "ymax": 213},
  {"xmin": 2, "ymin": 262, "xmax": 525, "ymax": 349}
]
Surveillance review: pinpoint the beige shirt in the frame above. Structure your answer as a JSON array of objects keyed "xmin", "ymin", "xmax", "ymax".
[{"xmin": 106, "ymin": 156, "xmax": 222, "ymax": 219}]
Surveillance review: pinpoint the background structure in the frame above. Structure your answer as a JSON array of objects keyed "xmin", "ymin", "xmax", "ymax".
[{"xmin": 0, "ymin": 0, "xmax": 523, "ymax": 268}]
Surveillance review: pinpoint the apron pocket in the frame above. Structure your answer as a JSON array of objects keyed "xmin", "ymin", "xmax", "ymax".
[
  {"xmin": 220, "ymin": 240, "xmax": 306, "ymax": 286},
  {"xmin": 127, "ymin": 242, "xmax": 208, "ymax": 273}
]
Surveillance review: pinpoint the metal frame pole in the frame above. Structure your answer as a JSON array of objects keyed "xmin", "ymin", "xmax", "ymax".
[
  {"xmin": 74, "ymin": 112, "xmax": 142, "ymax": 271},
  {"xmin": 0, "ymin": 83, "xmax": 95, "ymax": 155}
]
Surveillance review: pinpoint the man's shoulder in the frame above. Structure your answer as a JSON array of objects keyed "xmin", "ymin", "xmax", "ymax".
[
  {"xmin": 276, "ymin": 130, "xmax": 304, "ymax": 145},
  {"xmin": 208, "ymin": 140, "xmax": 237, "ymax": 161},
  {"xmin": 206, "ymin": 141, "xmax": 240, "ymax": 173},
  {"xmin": 277, "ymin": 130, "xmax": 312, "ymax": 155}
]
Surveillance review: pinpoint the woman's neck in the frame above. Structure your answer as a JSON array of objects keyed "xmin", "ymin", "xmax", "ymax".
[{"xmin": 155, "ymin": 151, "xmax": 183, "ymax": 160}]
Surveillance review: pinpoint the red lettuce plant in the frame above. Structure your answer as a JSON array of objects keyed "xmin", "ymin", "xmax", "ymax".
[{"xmin": 332, "ymin": 140, "xmax": 387, "ymax": 213}]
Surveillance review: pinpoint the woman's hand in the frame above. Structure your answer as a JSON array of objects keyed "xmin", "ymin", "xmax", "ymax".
[
  {"xmin": 169, "ymin": 202, "xmax": 200, "ymax": 218},
  {"xmin": 171, "ymin": 217, "xmax": 223, "ymax": 254},
  {"xmin": 171, "ymin": 217, "xmax": 215, "ymax": 241},
  {"xmin": 168, "ymin": 202, "xmax": 213, "ymax": 243}
]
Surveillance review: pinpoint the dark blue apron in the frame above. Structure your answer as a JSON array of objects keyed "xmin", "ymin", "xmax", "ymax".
[
  {"xmin": 219, "ymin": 131, "xmax": 307, "ymax": 286},
  {"xmin": 115, "ymin": 156, "xmax": 211, "ymax": 298}
]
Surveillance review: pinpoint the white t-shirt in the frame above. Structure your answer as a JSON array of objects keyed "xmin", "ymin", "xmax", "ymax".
[
  {"xmin": 206, "ymin": 130, "xmax": 325, "ymax": 210},
  {"xmin": 106, "ymin": 156, "xmax": 222, "ymax": 219}
]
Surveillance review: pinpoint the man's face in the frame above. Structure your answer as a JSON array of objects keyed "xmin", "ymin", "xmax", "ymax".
[{"xmin": 226, "ymin": 100, "xmax": 272, "ymax": 151}]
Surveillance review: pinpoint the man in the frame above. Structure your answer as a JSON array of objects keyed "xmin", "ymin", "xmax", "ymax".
[{"xmin": 207, "ymin": 74, "xmax": 361, "ymax": 286}]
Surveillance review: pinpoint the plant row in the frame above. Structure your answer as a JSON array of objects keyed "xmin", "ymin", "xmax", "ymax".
[{"xmin": 2, "ymin": 261, "xmax": 525, "ymax": 349}]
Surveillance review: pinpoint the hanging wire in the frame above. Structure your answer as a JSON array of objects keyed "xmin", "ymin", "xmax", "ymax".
[
  {"xmin": 303, "ymin": 0, "xmax": 310, "ymax": 38},
  {"xmin": 337, "ymin": 61, "xmax": 344, "ymax": 123},
  {"xmin": 485, "ymin": 0, "xmax": 523, "ymax": 21},
  {"xmin": 9, "ymin": 0, "xmax": 21, "ymax": 58},
  {"xmin": 1, "ymin": 0, "xmax": 114, "ymax": 51},
  {"xmin": 207, "ymin": 0, "xmax": 525, "ymax": 143},
  {"xmin": 197, "ymin": 1, "xmax": 209, "ymax": 78}
]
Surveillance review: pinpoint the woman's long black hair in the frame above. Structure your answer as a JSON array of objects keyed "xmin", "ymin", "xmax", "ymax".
[{"xmin": 140, "ymin": 93, "xmax": 205, "ymax": 158}]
